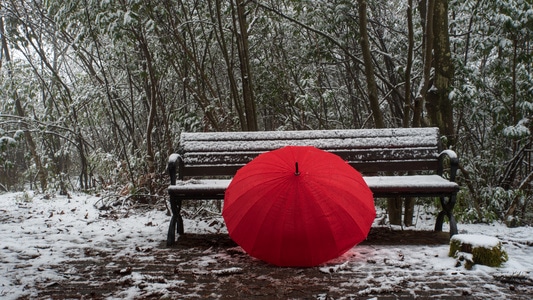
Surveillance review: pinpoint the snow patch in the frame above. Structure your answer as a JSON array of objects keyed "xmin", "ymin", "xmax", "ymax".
[{"xmin": 451, "ymin": 234, "xmax": 501, "ymax": 248}]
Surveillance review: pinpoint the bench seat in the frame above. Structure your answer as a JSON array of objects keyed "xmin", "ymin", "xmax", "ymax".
[{"xmin": 168, "ymin": 175, "xmax": 458, "ymax": 199}]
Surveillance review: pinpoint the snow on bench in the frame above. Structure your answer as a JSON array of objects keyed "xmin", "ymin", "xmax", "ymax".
[{"xmin": 166, "ymin": 127, "xmax": 459, "ymax": 246}]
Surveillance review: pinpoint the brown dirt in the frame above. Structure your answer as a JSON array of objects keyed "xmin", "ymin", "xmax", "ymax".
[{"xmin": 32, "ymin": 228, "xmax": 532, "ymax": 299}]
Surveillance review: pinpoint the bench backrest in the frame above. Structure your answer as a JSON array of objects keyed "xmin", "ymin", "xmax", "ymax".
[{"xmin": 175, "ymin": 127, "xmax": 443, "ymax": 179}]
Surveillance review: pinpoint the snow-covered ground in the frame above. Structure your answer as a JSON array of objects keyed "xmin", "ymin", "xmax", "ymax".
[{"xmin": 1, "ymin": 191, "xmax": 532, "ymax": 299}]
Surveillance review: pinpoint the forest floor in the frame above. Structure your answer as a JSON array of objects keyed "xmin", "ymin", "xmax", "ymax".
[
  {"xmin": 1, "ymin": 192, "xmax": 533, "ymax": 299},
  {"xmin": 34, "ymin": 229, "xmax": 533, "ymax": 299}
]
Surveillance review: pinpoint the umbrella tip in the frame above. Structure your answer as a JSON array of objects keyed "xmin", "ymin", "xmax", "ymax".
[{"xmin": 295, "ymin": 162, "xmax": 300, "ymax": 176}]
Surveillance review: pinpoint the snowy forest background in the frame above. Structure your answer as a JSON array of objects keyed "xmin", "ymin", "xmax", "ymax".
[{"xmin": 0, "ymin": 0, "xmax": 532, "ymax": 226}]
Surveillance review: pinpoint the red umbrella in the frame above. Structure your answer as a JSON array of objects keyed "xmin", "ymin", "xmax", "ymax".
[{"xmin": 223, "ymin": 146, "xmax": 375, "ymax": 267}]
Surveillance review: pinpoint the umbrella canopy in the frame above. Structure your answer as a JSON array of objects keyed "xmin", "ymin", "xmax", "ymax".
[{"xmin": 223, "ymin": 146, "xmax": 375, "ymax": 267}]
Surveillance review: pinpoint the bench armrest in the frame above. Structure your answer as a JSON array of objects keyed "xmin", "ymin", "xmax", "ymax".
[
  {"xmin": 438, "ymin": 150, "xmax": 459, "ymax": 182},
  {"xmin": 168, "ymin": 153, "xmax": 184, "ymax": 185}
]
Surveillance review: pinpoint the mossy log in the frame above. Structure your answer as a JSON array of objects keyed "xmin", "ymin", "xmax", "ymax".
[{"xmin": 449, "ymin": 234, "xmax": 508, "ymax": 269}]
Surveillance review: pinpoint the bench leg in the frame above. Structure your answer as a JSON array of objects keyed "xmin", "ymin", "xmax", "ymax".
[
  {"xmin": 167, "ymin": 196, "xmax": 184, "ymax": 246},
  {"xmin": 435, "ymin": 195, "xmax": 458, "ymax": 237}
]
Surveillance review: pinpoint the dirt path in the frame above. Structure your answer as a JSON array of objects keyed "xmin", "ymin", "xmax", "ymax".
[{"xmin": 33, "ymin": 228, "xmax": 532, "ymax": 299}]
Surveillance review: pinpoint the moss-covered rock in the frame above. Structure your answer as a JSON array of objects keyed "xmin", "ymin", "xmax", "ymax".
[{"xmin": 449, "ymin": 234, "xmax": 508, "ymax": 269}]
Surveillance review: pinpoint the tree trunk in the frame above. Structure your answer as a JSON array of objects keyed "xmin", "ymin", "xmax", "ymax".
[
  {"xmin": 403, "ymin": 0, "xmax": 414, "ymax": 128},
  {"xmin": 138, "ymin": 31, "xmax": 159, "ymax": 177},
  {"xmin": 387, "ymin": 197, "xmax": 403, "ymax": 226},
  {"xmin": 404, "ymin": 198, "xmax": 415, "ymax": 226},
  {"xmin": 402, "ymin": 1, "xmax": 416, "ymax": 225},
  {"xmin": 13, "ymin": 98, "xmax": 48, "ymax": 191},
  {"xmin": 357, "ymin": 0, "xmax": 384, "ymax": 129},
  {"xmin": 414, "ymin": 0, "xmax": 435, "ymax": 128},
  {"xmin": 427, "ymin": 0, "xmax": 455, "ymax": 146},
  {"xmin": 1, "ymin": 13, "xmax": 47, "ymax": 191},
  {"xmin": 358, "ymin": 0, "xmax": 404, "ymax": 224},
  {"xmin": 234, "ymin": 0, "xmax": 258, "ymax": 131},
  {"xmin": 212, "ymin": 0, "xmax": 246, "ymax": 130}
]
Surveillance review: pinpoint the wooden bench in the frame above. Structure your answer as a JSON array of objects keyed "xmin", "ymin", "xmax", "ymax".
[{"xmin": 167, "ymin": 127, "xmax": 459, "ymax": 246}]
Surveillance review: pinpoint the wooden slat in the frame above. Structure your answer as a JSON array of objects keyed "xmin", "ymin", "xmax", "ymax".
[
  {"xmin": 180, "ymin": 161, "xmax": 440, "ymax": 177},
  {"xmin": 181, "ymin": 148, "xmax": 437, "ymax": 166},
  {"xmin": 168, "ymin": 175, "xmax": 459, "ymax": 198},
  {"xmin": 179, "ymin": 128, "xmax": 440, "ymax": 153},
  {"xmin": 180, "ymin": 127, "xmax": 439, "ymax": 142},
  {"xmin": 180, "ymin": 137, "xmax": 439, "ymax": 153}
]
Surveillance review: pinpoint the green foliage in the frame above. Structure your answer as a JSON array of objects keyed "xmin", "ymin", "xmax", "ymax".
[
  {"xmin": 420, "ymin": 0, "xmax": 532, "ymax": 225},
  {"xmin": 0, "ymin": 0, "xmax": 532, "ymax": 225}
]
